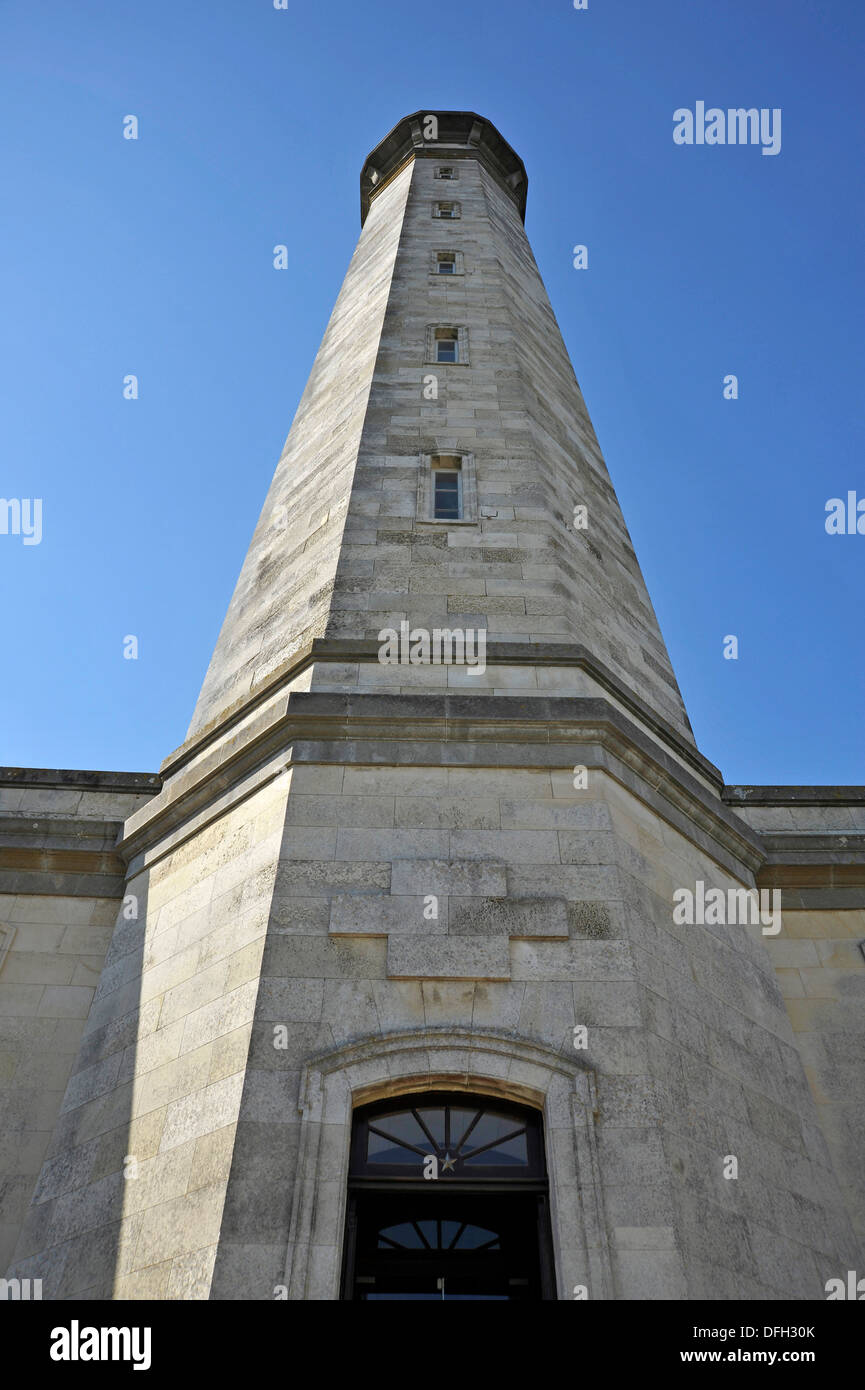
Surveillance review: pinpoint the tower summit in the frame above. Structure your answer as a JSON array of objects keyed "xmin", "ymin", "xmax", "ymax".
[{"xmin": 6, "ymin": 113, "xmax": 862, "ymax": 1302}]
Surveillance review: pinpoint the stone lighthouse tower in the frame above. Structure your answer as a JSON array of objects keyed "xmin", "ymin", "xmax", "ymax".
[{"xmin": 6, "ymin": 112, "xmax": 863, "ymax": 1302}]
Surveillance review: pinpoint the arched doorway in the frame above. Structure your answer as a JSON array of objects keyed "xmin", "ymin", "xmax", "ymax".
[{"xmin": 340, "ymin": 1091, "xmax": 556, "ymax": 1300}]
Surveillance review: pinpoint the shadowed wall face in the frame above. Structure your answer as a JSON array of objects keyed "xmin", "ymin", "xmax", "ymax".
[{"xmin": 0, "ymin": 775, "xmax": 158, "ymax": 1277}]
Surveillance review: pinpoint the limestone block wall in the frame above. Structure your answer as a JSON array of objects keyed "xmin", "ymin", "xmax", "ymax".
[
  {"xmin": 7, "ymin": 740, "xmax": 860, "ymax": 1300},
  {"xmin": 0, "ymin": 773, "xmax": 158, "ymax": 1275},
  {"xmin": 187, "ymin": 135, "xmax": 694, "ymax": 751},
  {"xmin": 764, "ymin": 909, "xmax": 865, "ymax": 1252},
  {"xmin": 480, "ymin": 167, "xmax": 689, "ymax": 737},
  {"xmin": 601, "ymin": 781, "xmax": 859, "ymax": 1298},
  {"xmin": 205, "ymin": 751, "xmax": 856, "ymax": 1300},
  {"xmin": 0, "ymin": 891, "xmax": 120, "ymax": 1276},
  {"xmin": 318, "ymin": 151, "xmax": 693, "ymax": 745},
  {"xmin": 729, "ymin": 795, "xmax": 865, "ymax": 1255},
  {"xmin": 6, "ymin": 761, "xmax": 291, "ymax": 1298},
  {"xmin": 187, "ymin": 165, "xmax": 412, "ymax": 739}
]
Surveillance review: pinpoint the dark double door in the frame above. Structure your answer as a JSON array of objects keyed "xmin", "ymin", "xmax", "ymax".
[{"xmin": 345, "ymin": 1189, "xmax": 553, "ymax": 1300}]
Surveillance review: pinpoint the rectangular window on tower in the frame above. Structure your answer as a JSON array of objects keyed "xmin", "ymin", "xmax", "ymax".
[
  {"xmin": 435, "ymin": 332, "xmax": 458, "ymax": 363},
  {"xmin": 426, "ymin": 324, "xmax": 469, "ymax": 365},
  {"xmin": 429, "ymin": 251, "xmax": 465, "ymax": 276},
  {"xmin": 417, "ymin": 452, "xmax": 477, "ymax": 525},
  {"xmin": 432, "ymin": 457, "xmax": 463, "ymax": 520},
  {"xmin": 433, "ymin": 201, "xmax": 460, "ymax": 219}
]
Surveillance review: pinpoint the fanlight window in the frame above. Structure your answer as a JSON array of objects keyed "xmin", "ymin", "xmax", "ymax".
[{"xmin": 351, "ymin": 1095, "xmax": 545, "ymax": 1180}]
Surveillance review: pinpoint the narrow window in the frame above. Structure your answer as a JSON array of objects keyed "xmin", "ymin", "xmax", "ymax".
[
  {"xmin": 435, "ymin": 328, "xmax": 458, "ymax": 363},
  {"xmin": 436, "ymin": 165, "xmax": 456, "ymax": 180},
  {"xmin": 418, "ymin": 450, "xmax": 476, "ymax": 524},
  {"xmin": 426, "ymin": 324, "xmax": 468, "ymax": 365},
  {"xmin": 437, "ymin": 202, "xmax": 456, "ymax": 219},
  {"xmin": 430, "ymin": 251, "xmax": 464, "ymax": 277},
  {"xmin": 432, "ymin": 456, "xmax": 462, "ymax": 519}
]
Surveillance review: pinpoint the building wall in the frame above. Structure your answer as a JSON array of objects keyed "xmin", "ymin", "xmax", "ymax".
[
  {"xmin": 4, "ymin": 761, "xmax": 288, "ymax": 1297},
  {"xmin": 202, "ymin": 750, "xmax": 858, "ymax": 1300},
  {"xmin": 319, "ymin": 152, "xmax": 694, "ymax": 745},
  {"xmin": 0, "ymin": 891, "xmax": 120, "ymax": 1276},
  {"xmin": 7, "ymin": 750, "xmax": 862, "ymax": 1299},
  {"xmin": 767, "ymin": 909, "xmax": 865, "ymax": 1253},
  {"xmin": 0, "ymin": 774, "xmax": 158, "ymax": 1276},
  {"xmin": 186, "ymin": 165, "xmax": 412, "ymax": 741},
  {"xmin": 602, "ymin": 781, "xmax": 861, "ymax": 1297},
  {"xmin": 733, "ymin": 796, "xmax": 865, "ymax": 1256}
]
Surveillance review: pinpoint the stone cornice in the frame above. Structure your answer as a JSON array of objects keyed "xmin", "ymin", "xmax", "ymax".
[
  {"xmin": 757, "ymin": 833, "xmax": 865, "ymax": 863},
  {"xmin": 0, "ymin": 767, "xmax": 160, "ymax": 792},
  {"xmin": 0, "ymin": 816, "xmax": 123, "ymax": 853},
  {"xmin": 360, "ymin": 110, "xmax": 528, "ymax": 226},
  {"xmin": 120, "ymin": 690, "xmax": 768, "ymax": 886},
  {"xmin": 0, "ymin": 776, "xmax": 159, "ymax": 898},
  {"xmin": 0, "ymin": 814, "xmax": 129, "ymax": 897},
  {"xmin": 161, "ymin": 638, "xmax": 723, "ymax": 789},
  {"xmin": 725, "ymin": 785, "xmax": 865, "ymax": 806}
]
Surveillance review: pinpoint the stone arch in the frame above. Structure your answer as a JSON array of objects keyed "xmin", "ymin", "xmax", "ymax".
[{"xmin": 281, "ymin": 1027, "xmax": 612, "ymax": 1300}]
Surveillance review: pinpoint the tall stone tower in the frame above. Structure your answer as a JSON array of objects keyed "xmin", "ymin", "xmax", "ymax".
[{"xmin": 5, "ymin": 112, "xmax": 863, "ymax": 1301}]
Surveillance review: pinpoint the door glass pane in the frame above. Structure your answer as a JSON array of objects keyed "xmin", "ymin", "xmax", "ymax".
[
  {"xmin": 416, "ymin": 1219, "xmax": 437, "ymax": 1248},
  {"xmin": 378, "ymin": 1222, "xmax": 424, "ymax": 1249},
  {"xmin": 441, "ymin": 1219, "xmax": 462, "ymax": 1249},
  {"xmin": 349, "ymin": 1189, "xmax": 548, "ymax": 1300},
  {"xmin": 455, "ymin": 1224, "xmax": 500, "ymax": 1249}
]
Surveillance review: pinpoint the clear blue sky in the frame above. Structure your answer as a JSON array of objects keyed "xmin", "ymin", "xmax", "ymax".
[{"xmin": 1, "ymin": 0, "xmax": 862, "ymax": 783}]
